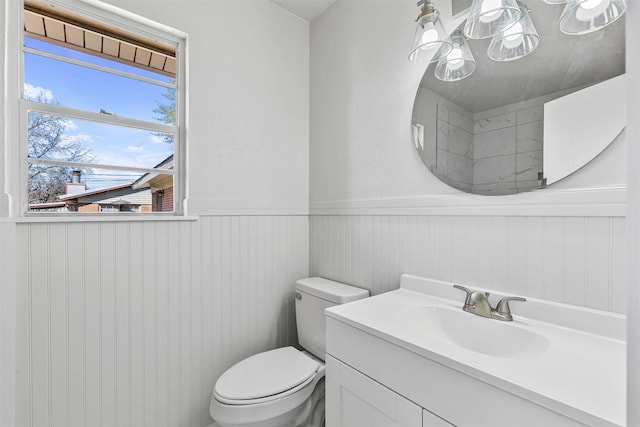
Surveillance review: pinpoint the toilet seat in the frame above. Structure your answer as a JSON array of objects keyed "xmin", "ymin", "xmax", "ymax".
[
  {"xmin": 214, "ymin": 347, "xmax": 320, "ymax": 405},
  {"xmin": 210, "ymin": 362, "xmax": 326, "ymax": 427}
]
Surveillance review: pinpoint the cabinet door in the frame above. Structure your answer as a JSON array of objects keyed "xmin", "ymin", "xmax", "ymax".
[
  {"xmin": 423, "ymin": 410, "xmax": 455, "ymax": 427},
  {"xmin": 326, "ymin": 355, "xmax": 422, "ymax": 427}
]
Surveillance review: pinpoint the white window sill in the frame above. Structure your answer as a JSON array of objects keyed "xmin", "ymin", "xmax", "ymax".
[{"xmin": 5, "ymin": 215, "xmax": 199, "ymax": 223}]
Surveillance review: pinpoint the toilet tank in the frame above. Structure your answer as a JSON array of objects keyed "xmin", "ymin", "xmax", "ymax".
[{"xmin": 295, "ymin": 277, "xmax": 369, "ymax": 361}]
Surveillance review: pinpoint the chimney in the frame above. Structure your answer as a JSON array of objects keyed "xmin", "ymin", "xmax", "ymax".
[{"xmin": 65, "ymin": 170, "xmax": 87, "ymax": 195}]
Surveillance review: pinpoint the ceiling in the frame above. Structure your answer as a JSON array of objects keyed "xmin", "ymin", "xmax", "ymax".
[
  {"xmin": 271, "ymin": 0, "xmax": 337, "ymax": 22},
  {"xmin": 420, "ymin": 1, "xmax": 625, "ymax": 113}
]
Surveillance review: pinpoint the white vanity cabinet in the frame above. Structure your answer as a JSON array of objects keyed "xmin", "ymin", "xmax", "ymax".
[
  {"xmin": 326, "ymin": 355, "xmax": 423, "ymax": 427},
  {"xmin": 326, "ymin": 330, "xmax": 459, "ymax": 427},
  {"xmin": 325, "ymin": 316, "xmax": 586, "ymax": 427},
  {"xmin": 324, "ymin": 275, "xmax": 625, "ymax": 427},
  {"xmin": 326, "ymin": 354, "xmax": 455, "ymax": 427}
]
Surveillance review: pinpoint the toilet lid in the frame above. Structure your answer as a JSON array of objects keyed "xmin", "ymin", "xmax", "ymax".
[{"xmin": 215, "ymin": 347, "xmax": 320, "ymax": 401}]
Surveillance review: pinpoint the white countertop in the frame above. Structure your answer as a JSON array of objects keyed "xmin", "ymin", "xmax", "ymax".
[{"xmin": 326, "ymin": 275, "xmax": 626, "ymax": 427}]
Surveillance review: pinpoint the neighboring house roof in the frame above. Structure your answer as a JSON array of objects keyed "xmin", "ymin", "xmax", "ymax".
[
  {"xmin": 133, "ymin": 154, "xmax": 174, "ymax": 190},
  {"xmin": 61, "ymin": 185, "xmax": 151, "ymax": 205},
  {"xmin": 29, "ymin": 201, "xmax": 66, "ymax": 209},
  {"xmin": 51, "ymin": 154, "xmax": 172, "ymax": 206},
  {"xmin": 58, "ymin": 183, "xmax": 132, "ymax": 201}
]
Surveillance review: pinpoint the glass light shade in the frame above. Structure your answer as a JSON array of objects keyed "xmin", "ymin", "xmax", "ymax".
[
  {"xmin": 464, "ymin": 0, "xmax": 522, "ymax": 39},
  {"xmin": 559, "ymin": 0, "xmax": 626, "ymax": 35},
  {"xmin": 409, "ymin": 8, "xmax": 453, "ymax": 63},
  {"xmin": 487, "ymin": 4, "xmax": 539, "ymax": 61},
  {"xmin": 434, "ymin": 32, "xmax": 476, "ymax": 81}
]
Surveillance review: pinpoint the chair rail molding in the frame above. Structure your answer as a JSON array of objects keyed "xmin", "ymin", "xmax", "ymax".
[{"xmin": 310, "ymin": 186, "xmax": 626, "ymax": 217}]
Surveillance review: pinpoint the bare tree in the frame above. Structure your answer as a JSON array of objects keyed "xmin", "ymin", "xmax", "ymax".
[{"xmin": 27, "ymin": 94, "xmax": 95, "ymax": 204}]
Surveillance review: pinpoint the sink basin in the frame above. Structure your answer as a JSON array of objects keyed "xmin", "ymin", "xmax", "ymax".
[{"xmin": 396, "ymin": 305, "xmax": 550, "ymax": 358}]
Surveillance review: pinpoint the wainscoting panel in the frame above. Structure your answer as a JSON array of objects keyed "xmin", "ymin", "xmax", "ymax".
[
  {"xmin": 309, "ymin": 215, "xmax": 626, "ymax": 314},
  {"xmin": 0, "ymin": 222, "xmax": 16, "ymax": 427},
  {"xmin": 15, "ymin": 216, "xmax": 308, "ymax": 427}
]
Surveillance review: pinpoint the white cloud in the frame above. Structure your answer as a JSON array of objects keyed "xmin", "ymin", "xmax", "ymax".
[
  {"xmin": 62, "ymin": 120, "xmax": 78, "ymax": 131},
  {"xmin": 125, "ymin": 144, "xmax": 145, "ymax": 153},
  {"xmin": 63, "ymin": 133, "xmax": 94, "ymax": 144},
  {"xmin": 74, "ymin": 133, "xmax": 93, "ymax": 143},
  {"xmin": 150, "ymin": 135, "xmax": 165, "ymax": 144},
  {"xmin": 24, "ymin": 83, "xmax": 54, "ymax": 102}
]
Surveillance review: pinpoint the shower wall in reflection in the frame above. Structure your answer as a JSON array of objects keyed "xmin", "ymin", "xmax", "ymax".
[
  {"xmin": 435, "ymin": 100, "xmax": 544, "ymax": 195},
  {"xmin": 415, "ymin": 85, "xmax": 547, "ymax": 195}
]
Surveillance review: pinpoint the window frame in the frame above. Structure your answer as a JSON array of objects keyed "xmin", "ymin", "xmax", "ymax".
[{"xmin": 18, "ymin": 0, "xmax": 188, "ymax": 217}]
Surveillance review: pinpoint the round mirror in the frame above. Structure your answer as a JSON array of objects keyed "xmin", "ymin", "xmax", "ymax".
[{"xmin": 411, "ymin": 2, "xmax": 625, "ymax": 195}]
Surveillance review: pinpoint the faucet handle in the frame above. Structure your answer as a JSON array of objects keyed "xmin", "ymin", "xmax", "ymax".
[
  {"xmin": 495, "ymin": 296, "xmax": 526, "ymax": 320},
  {"xmin": 453, "ymin": 284, "xmax": 490, "ymax": 305},
  {"xmin": 453, "ymin": 284, "xmax": 490, "ymax": 299},
  {"xmin": 453, "ymin": 284, "xmax": 473, "ymax": 304}
]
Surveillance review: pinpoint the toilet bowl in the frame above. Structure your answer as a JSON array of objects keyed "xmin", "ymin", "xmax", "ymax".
[
  {"xmin": 210, "ymin": 347, "xmax": 325, "ymax": 427},
  {"xmin": 209, "ymin": 277, "xmax": 369, "ymax": 427}
]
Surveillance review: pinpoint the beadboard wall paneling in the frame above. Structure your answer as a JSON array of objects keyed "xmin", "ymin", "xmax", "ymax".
[
  {"xmin": 15, "ymin": 216, "xmax": 308, "ymax": 427},
  {"xmin": 0, "ymin": 222, "xmax": 16, "ymax": 427},
  {"xmin": 309, "ymin": 215, "xmax": 627, "ymax": 314}
]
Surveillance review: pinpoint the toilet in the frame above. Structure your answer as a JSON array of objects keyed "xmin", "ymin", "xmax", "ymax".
[{"xmin": 209, "ymin": 277, "xmax": 369, "ymax": 427}]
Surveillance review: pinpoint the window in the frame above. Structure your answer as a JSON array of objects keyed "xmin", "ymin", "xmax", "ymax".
[
  {"xmin": 21, "ymin": 0, "xmax": 185, "ymax": 215},
  {"xmin": 99, "ymin": 204, "xmax": 140, "ymax": 213}
]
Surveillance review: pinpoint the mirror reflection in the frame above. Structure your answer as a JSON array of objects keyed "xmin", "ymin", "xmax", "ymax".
[{"xmin": 411, "ymin": 2, "xmax": 625, "ymax": 195}]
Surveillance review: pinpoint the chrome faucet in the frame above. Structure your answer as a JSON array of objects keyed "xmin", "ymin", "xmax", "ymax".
[{"xmin": 453, "ymin": 284, "xmax": 526, "ymax": 322}]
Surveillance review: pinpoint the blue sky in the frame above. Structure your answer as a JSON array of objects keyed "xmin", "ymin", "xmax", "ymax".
[{"xmin": 24, "ymin": 37, "xmax": 174, "ymax": 189}]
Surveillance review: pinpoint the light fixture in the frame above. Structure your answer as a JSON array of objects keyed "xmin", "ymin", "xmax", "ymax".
[
  {"xmin": 559, "ymin": 0, "xmax": 626, "ymax": 35},
  {"xmin": 487, "ymin": 1, "xmax": 539, "ymax": 61},
  {"xmin": 434, "ymin": 30, "xmax": 476, "ymax": 81},
  {"xmin": 464, "ymin": 0, "xmax": 522, "ymax": 39},
  {"xmin": 408, "ymin": 0, "xmax": 625, "ymax": 82},
  {"xmin": 409, "ymin": 0, "xmax": 453, "ymax": 63}
]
